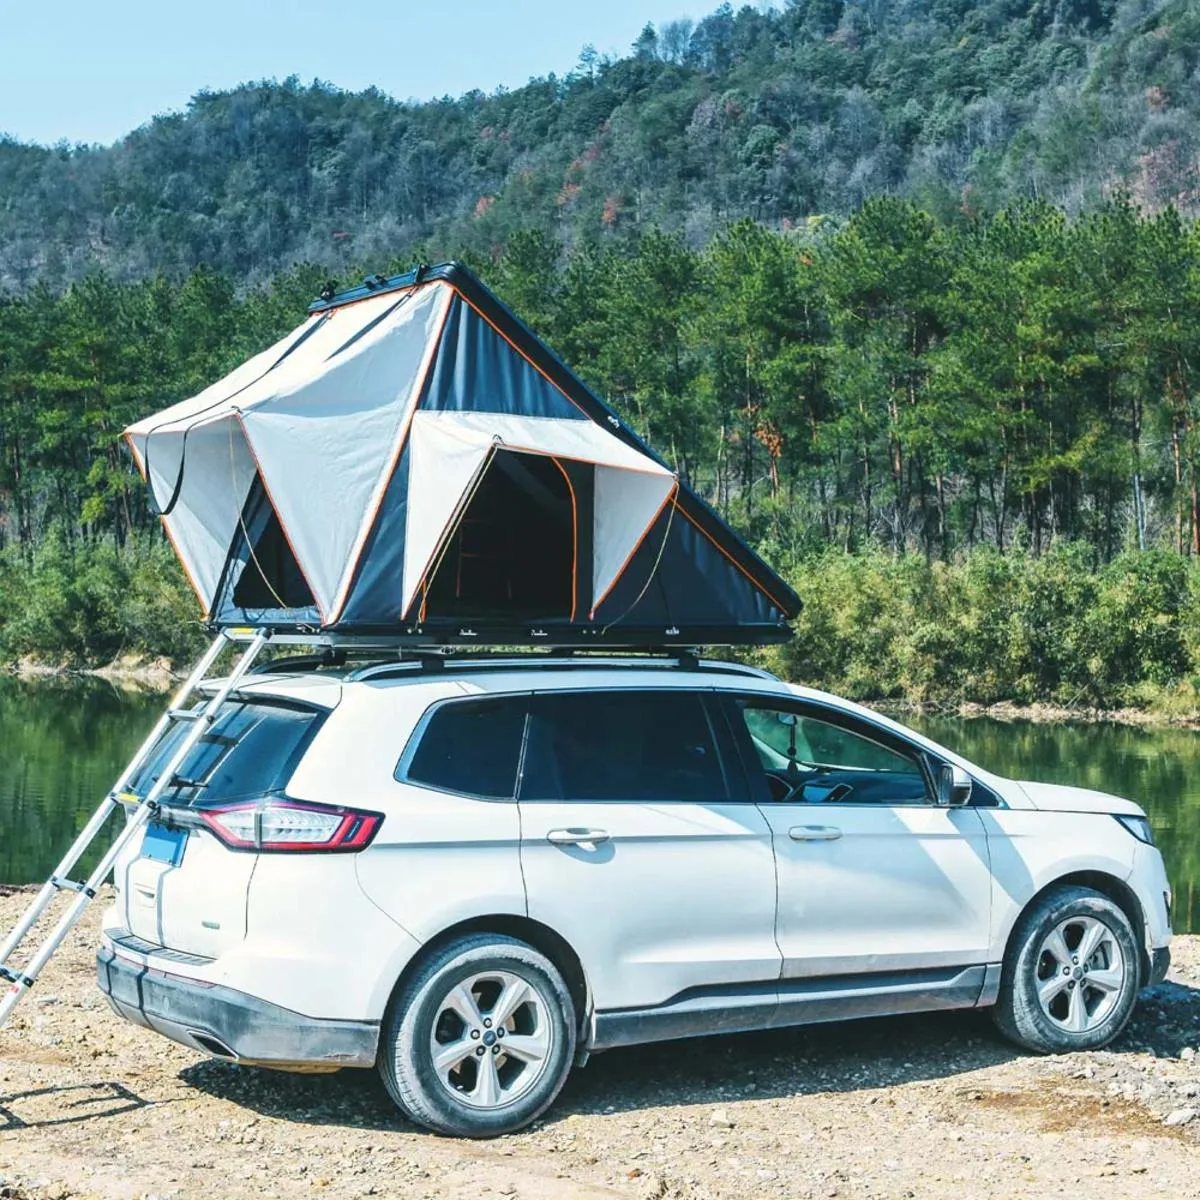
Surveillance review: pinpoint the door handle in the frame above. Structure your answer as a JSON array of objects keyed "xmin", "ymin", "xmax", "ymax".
[
  {"xmin": 789, "ymin": 825, "xmax": 842, "ymax": 841},
  {"xmin": 546, "ymin": 828, "xmax": 611, "ymax": 848}
]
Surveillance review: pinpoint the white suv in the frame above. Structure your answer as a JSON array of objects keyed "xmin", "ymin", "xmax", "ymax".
[{"xmin": 99, "ymin": 655, "xmax": 1173, "ymax": 1138}]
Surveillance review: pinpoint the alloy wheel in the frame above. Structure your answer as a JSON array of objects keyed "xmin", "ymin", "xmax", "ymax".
[
  {"xmin": 1034, "ymin": 915, "xmax": 1126, "ymax": 1034},
  {"xmin": 428, "ymin": 970, "xmax": 553, "ymax": 1109}
]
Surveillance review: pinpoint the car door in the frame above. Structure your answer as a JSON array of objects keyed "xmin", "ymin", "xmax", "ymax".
[
  {"xmin": 724, "ymin": 694, "xmax": 992, "ymax": 979},
  {"xmin": 518, "ymin": 687, "xmax": 781, "ymax": 1012}
]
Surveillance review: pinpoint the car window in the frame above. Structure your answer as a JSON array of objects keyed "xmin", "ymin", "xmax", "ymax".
[
  {"xmin": 402, "ymin": 697, "xmax": 527, "ymax": 799},
  {"xmin": 127, "ymin": 700, "xmax": 321, "ymax": 806},
  {"xmin": 739, "ymin": 702, "xmax": 931, "ymax": 805},
  {"xmin": 521, "ymin": 691, "xmax": 726, "ymax": 803}
]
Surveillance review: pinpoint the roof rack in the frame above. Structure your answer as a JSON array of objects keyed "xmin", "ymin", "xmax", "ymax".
[
  {"xmin": 343, "ymin": 652, "xmax": 777, "ymax": 685},
  {"xmin": 217, "ymin": 630, "xmax": 780, "ymax": 684}
]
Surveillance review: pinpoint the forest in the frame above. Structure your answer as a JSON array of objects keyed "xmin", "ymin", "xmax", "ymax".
[
  {"xmin": 5, "ymin": 195, "xmax": 1200, "ymax": 711},
  {"xmin": 2, "ymin": 0, "xmax": 1199, "ymax": 289},
  {"xmin": 4, "ymin": 0, "xmax": 1200, "ymax": 708}
]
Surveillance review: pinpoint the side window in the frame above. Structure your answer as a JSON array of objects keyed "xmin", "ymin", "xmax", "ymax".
[
  {"xmin": 739, "ymin": 702, "xmax": 931, "ymax": 805},
  {"xmin": 401, "ymin": 697, "xmax": 527, "ymax": 800},
  {"xmin": 521, "ymin": 691, "xmax": 726, "ymax": 803}
]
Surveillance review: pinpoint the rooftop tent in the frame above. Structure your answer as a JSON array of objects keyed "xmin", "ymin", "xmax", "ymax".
[{"xmin": 125, "ymin": 263, "xmax": 800, "ymax": 645}]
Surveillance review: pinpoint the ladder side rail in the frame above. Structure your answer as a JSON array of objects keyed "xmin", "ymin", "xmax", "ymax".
[
  {"xmin": 0, "ymin": 631, "xmax": 269, "ymax": 1025},
  {"xmin": 125, "ymin": 630, "xmax": 272, "ymax": 821},
  {"xmin": 0, "ymin": 800, "xmax": 160, "ymax": 1025},
  {"xmin": 0, "ymin": 632, "xmax": 232, "ymax": 971},
  {"xmin": 0, "ymin": 798, "xmax": 128, "ymax": 970},
  {"xmin": 107, "ymin": 631, "xmax": 232, "ymax": 800}
]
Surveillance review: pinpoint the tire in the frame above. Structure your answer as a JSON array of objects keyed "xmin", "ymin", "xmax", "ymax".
[
  {"xmin": 377, "ymin": 933, "xmax": 576, "ymax": 1137},
  {"xmin": 993, "ymin": 885, "xmax": 1140, "ymax": 1054}
]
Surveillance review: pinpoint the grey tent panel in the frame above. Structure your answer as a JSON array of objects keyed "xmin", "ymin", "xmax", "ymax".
[
  {"xmin": 339, "ymin": 442, "xmax": 413, "ymax": 628},
  {"xmin": 592, "ymin": 502, "xmax": 781, "ymax": 629},
  {"xmin": 420, "ymin": 295, "xmax": 587, "ymax": 422}
]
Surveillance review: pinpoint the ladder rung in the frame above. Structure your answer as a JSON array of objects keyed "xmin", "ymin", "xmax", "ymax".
[
  {"xmin": 51, "ymin": 876, "xmax": 96, "ymax": 898},
  {"xmin": 0, "ymin": 966, "xmax": 33, "ymax": 988}
]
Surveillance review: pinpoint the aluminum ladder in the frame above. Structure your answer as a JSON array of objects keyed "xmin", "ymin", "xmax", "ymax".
[{"xmin": 0, "ymin": 628, "xmax": 270, "ymax": 1026}]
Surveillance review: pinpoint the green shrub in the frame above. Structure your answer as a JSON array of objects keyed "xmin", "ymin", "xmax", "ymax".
[
  {"xmin": 0, "ymin": 532, "xmax": 206, "ymax": 667},
  {"xmin": 5, "ymin": 531, "xmax": 1200, "ymax": 712},
  {"xmin": 762, "ymin": 546, "xmax": 1200, "ymax": 712}
]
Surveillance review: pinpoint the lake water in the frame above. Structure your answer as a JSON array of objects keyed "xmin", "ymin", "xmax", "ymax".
[{"xmin": 1, "ymin": 678, "xmax": 1197, "ymax": 931}]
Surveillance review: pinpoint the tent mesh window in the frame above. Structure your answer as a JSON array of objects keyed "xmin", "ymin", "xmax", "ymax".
[{"xmin": 424, "ymin": 450, "xmax": 574, "ymax": 620}]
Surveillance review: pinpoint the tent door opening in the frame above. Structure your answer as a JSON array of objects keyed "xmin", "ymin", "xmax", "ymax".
[
  {"xmin": 228, "ymin": 475, "xmax": 316, "ymax": 612},
  {"xmin": 421, "ymin": 450, "xmax": 582, "ymax": 621}
]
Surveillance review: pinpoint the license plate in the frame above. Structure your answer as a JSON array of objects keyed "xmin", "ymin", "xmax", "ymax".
[{"xmin": 141, "ymin": 821, "xmax": 187, "ymax": 867}]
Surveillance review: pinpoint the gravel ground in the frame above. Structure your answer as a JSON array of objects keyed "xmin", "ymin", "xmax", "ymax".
[{"xmin": 2, "ymin": 887, "xmax": 1200, "ymax": 1200}]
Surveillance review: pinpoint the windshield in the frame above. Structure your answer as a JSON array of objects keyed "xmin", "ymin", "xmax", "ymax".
[{"xmin": 125, "ymin": 698, "xmax": 322, "ymax": 807}]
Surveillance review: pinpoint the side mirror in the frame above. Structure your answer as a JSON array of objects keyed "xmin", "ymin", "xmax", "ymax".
[{"xmin": 937, "ymin": 763, "xmax": 973, "ymax": 807}]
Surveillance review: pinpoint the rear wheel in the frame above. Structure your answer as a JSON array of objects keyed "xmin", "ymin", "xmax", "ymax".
[
  {"xmin": 993, "ymin": 885, "xmax": 1140, "ymax": 1054},
  {"xmin": 378, "ymin": 934, "xmax": 576, "ymax": 1137}
]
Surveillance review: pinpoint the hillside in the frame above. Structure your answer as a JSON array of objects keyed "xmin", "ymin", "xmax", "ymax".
[{"xmin": 2, "ymin": 0, "xmax": 1199, "ymax": 288}]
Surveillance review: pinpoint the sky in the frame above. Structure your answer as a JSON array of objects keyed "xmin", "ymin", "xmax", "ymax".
[{"xmin": 0, "ymin": 0, "xmax": 725, "ymax": 147}]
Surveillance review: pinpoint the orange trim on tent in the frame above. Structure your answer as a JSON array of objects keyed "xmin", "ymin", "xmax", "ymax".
[
  {"xmin": 234, "ymin": 412, "xmax": 327, "ymax": 624},
  {"xmin": 450, "ymin": 286, "xmax": 592, "ymax": 420},
  {"xmin": 460, "ymin": 439, "xmax": 668, "ymax": 477},
  {"xmin": 589, "ymin": 482, "xmax": 679, "ymax": 619},
  {"xmin": 549, "ymin": 456, "xmax": 579, "ymax": 622},
  {"xmin": 326, "ymin": 282, "xmax": 454, "ymax": 625},
  {"xmin": 160, "ymin": 515, "xmax": 208, "ymax": 618},
  {"xmin": 124, "ymin": 431, "xmax": 148, "ymax": 482},
  {"xmin": 405, "ymin": 445, "xmax": 496, "ymax": 625},
  {"xmin": 126, "ymin": 430, "xmax": 209, "ymax": 616},
  {"xmin": 673, "ymin": 501, "xmax": 794, "ymax": 614}
]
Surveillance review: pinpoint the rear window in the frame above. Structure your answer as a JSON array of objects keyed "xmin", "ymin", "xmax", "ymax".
[
  {"xmin": 401, "ymin": 697, "xmax": 527, "ymax": 799},
  {"xmin": 127, "ymin": 699, "xmax": 321, "ymax": 806}
]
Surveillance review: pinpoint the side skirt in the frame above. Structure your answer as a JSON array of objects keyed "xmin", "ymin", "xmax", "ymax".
[{"xmin": 589, "ymin": 963, "xmax": 999, "ymax": 1053}]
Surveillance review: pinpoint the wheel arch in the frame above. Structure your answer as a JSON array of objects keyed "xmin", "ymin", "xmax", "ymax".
[
  {"xmin": 1007, "ymin": 871, "xmax": 1149, "ymax": 985},
  {"xmin": 383, "ymin": 914, "xmax": 592, "ymax": 1038}
]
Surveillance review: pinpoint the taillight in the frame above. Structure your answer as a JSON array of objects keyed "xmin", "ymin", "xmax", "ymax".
[{"xmin": 199, "ymin": 799, "xmax": 383, "ymax": 853}]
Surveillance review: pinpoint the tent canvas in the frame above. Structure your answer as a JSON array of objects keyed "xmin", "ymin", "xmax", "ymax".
[{"xmin": 125, "ymin": 263, "xmax": 800, "ymax": 646}]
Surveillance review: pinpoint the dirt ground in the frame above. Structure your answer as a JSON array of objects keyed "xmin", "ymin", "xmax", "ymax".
[{"xmin": 2, "ymin": 889, "xmax": 1200, "ymax": 1200}]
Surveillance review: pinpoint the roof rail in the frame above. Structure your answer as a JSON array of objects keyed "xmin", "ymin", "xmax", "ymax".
[
  {"xmin": 343, "ymin": 653, "xmax": 778, "ymax": 685},
  {"xmin": 248, "ymin": 648, "xmax": 349, "ymax": 675},
  {"xmin": 344, "ymin": 650, "xmax": 448, "ymax": 681}
]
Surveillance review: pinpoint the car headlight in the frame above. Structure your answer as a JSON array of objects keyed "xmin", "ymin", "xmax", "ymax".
[{"xmin": 1115, "ymin": 814, "xmax": 1155, "ymax": 846}]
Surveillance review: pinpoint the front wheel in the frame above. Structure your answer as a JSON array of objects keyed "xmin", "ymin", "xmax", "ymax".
[
  {"xmin": 378, "ymin": 934, "xmax": 576, "ymax": 1137},
  {"xmin": 993, "ymin": 885, "xmax": 1140, "ymax": 1054}
]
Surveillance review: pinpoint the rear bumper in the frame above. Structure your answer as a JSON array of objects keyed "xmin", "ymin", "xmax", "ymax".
[{"xmin": 97, "ymin": 946, "xmax": 379, "ymax": 1069}]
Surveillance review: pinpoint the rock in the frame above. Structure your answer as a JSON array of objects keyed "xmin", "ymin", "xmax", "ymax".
[
  {"xmin": 709, "ymin": 1108, "xmax": 734, "ymax": 1128},
  {"xmin": 1182, "ymin": 1047, "xmax": 1196, "ymax": 1062},
  {"xmin": 1164, "ymin": 1109, "xmax": 1197, "ymax": 1127}
]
